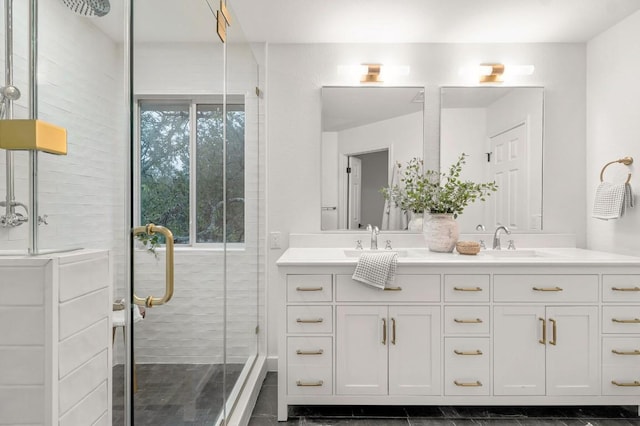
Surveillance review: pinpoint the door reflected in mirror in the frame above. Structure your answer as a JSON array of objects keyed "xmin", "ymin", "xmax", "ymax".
[
  {"xmin": 321, "ymin": 86, "xmax": 425, "ymax": 230},
  {"xmin": 440, "ymin": 86, "xmax": 544, "ymax": 233}
]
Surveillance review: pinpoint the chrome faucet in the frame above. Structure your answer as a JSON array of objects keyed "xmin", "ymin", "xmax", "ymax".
[
  {"xmin": 492, "ymin": 225, "xmax": 511, "ymax": 250},
  {"xmin": 366, "ymin": 224, "xmax": 379, "ymax": 250}
]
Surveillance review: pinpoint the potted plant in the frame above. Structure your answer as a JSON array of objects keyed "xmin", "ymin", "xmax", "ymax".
[{"xmin": 382, "ymin": 153, "xmax": 498, "ymax": 252}]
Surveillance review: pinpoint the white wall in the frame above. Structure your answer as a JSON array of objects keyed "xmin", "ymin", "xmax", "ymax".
[
  {"xmin": 0, "ymin": 1, "xmax": 125, "ymax": 258},
  {"xmin": 267, "ymin": 42, "xmax": 587, "ymax": 360},
  {"xmin": 586, "ymin": 10, "xmax": 640, "ymax": 255}
]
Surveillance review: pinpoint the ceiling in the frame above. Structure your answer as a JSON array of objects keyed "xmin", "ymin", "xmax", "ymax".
[{"xmin": 92, "ymin": 0, "xmax": 640, "ymax": 44}]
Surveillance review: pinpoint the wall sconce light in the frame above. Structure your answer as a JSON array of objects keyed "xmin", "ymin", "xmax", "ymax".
[
  {"xmin": 361, "ymin": 64, "xmax": 383, "ymax": 83},
  {"xmin": 477, "ymin": 63, "xmax": 535, "ymax": 83}
]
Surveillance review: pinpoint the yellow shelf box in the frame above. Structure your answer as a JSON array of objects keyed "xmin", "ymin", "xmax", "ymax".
[{"xmin": 0, "ymin": 119, "xmax": 67, "ymax": 155}]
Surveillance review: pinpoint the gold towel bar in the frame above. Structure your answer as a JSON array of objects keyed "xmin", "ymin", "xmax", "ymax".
[{"xmin": 600, "ymin": 156, "xmax": 633, "ymax": 184}]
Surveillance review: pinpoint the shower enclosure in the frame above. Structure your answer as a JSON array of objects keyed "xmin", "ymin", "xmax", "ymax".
[{"xmin": 0, "ymin": 0, "xmax": 263, "ymax": 424}]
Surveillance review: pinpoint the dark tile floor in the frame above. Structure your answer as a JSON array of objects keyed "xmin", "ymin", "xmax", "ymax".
[
  {"xmin": 248, "ymin": 373, "xmax": 640, "ymax": 426},
  {"xmin": 112, "ymin": 363, "xmax": 242, "ymax": 425}
]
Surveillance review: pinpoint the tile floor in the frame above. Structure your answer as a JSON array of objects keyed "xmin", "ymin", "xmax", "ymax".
[
  {"xmin": 248, "ymin": 373, "xmax": 640, "ymax": 426},
  {"xmin": 112, "ymin": 363, "xmax": 242, "ymax": 425}
]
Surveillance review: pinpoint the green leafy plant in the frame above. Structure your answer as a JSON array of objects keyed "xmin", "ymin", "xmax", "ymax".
[
  {"xmin": 382, "ymin": 153, "xmax": 498, "ymax": 218},
  {"xmin": 135, "ymin": 232, "xmax": 161, "ymax": 259}
]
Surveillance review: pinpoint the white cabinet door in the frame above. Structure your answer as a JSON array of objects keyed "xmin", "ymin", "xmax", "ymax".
[
  {"xmin": 388, "ymin": 306, "xmax": 440, "ymax": 395},
  {"xmin": 336, "ymin": 306, "xmax": 388, "ymax": 395},
  {"xmin": 494, "ymin": 306, "xmax": 546, "ymax": 395},
  {"xmin": 546, "ymin": 306, "xmax": 599, "ymax": 395}
]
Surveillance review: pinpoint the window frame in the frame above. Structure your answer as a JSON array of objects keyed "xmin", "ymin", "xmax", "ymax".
[{"xmin": 134, "ymin": 95, "xmax": 246, "ymax": 249}]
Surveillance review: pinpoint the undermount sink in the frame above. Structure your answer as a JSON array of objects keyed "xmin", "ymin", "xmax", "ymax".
[
  {"xmin": 343, "ymin": 249, "xmax": 410, "ymax": 258},
  {"xmin": 480, "ymin": 249, "xmax": 551, "ymax": 258}
]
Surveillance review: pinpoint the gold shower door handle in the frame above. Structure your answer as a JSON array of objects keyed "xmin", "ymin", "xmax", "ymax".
[{"xmin": 132, "ymin": 224, "xmax": 175, "ymax": 308}]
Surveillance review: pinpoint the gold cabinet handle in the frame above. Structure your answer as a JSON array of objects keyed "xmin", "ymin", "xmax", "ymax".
[
  {"xmin": 454, "ymin": 318, "xmax": 483, "ymax": 324},
  {"xmin": 132, "ymin": 224, "xmax": 174, "ymax": 308},
  {"xmin": 391, "ymin": 318, "xmax": 396, "ymax": 345},
  {"xmin": 296, "ymin": 318, "xmax": 324, "ymax": 323},
  {"xmin": 454, "ymin": 380, "xmax": 482, "ymax": 387},
  {"xmin": 612, "ymin": 349, "xmax": 640, "ymax": 355},
  {"xmin": 382, "ymin": 318, "xmax": 387, "ymax": 345},
  {"xmin": 453, "ymin": 349, "xmax": 483, "ymax": 356},
  {"xmin": 612, "ymin": 286, "xmax": 640, "ymax": 292},
  {"xmin": 384, "ymin": 286, "xmax": 402, "ymax": 291},
  {"xmin": 549, "ymin": 318, "xmax": 557, "ymax": 345},
  {"xmin": 296, "ymin": 286, "xmax": 323, "ymax": 292},
  {"xmin": 611, "ymin": 380, "xmax": 640, "ymax": 387},
  {"xmin": 296, "ymin": 349, "xmax": 324, "ymax": 355},
  {"xmin": 453, "ymin": 286, "xmax": 483, "ymax": 292},
  {"xmin": 533, "ymin": 286, "xmax": 563, "ymax": 292},
  {"xmin": 296, "ymin": 380, "xmax": 324, "ymax": 387},
  {"xmin": 539, "ymin": 317, "xmax": 546, "ymax": 345},
  {"xmin": 612, "ymin": 318, "xmax": 640, "ymax": 324}
]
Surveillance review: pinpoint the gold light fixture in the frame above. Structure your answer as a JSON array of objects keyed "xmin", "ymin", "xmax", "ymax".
[
  {"xmin": 479, "ymin": 63, "xmax": 505, "ymax": 83},
  {"xmin": 361, "ymin": 64, "xmax": 383, "ymax": 83},
  {"xmin": 0, "ymin": 119, "xmax": 67, "ymax": 155}
]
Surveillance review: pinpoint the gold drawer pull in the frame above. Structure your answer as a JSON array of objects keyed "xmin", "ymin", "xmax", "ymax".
[
  {"xmin": 453, "ymin": 286, "xmax": 483, "ymax": 292},
  {"xmin": 296, "ymin": 349, "xmax": 324, "ymax": 355},
  {"xmin": 454, "ymin": 349, "xmax": 483, "ymax": 356},
  {"xmin": 611, "ymin": 380, "xmax": 640, "ymax": 387},
  {"xmin": 549, "ymin": 318, "xmax": 557, "ymax": 346},
  {"xmin": 454, "ymin": 380, "xmax": 482, "ymax": 387},
  {"xmin": 533, "ymin": 286, "xmax": 563, "ymax": 292},
  {"xmin": 296, "ymin": 380, "xmax": 324, "ymax": 387},
  {"xmin": 612, "ymin": 286, "xmax": 640, "ymax": 292},
  {"xmin": 612, "ymin": 318, "xmax": 640, "ymax": 324},
  {"xmin": 296, "ymin": 286, "xmax": 323, "ymax": 292},
  {"xmin": 539, "ymin": 317, "xmax": 546, "ymax": 345},
  {"xmin": 296, "ymin": 318, "xmax": 324, "ymax": 323},
  {"xmin": 612, "ymin": 349, "xmax": 640, "ymax": 356},
  {"xmin": 454, "ymin": 318, "xmax": 483, "ymax": 324},
  {"xmin": 384, "ymin": 286, "xmax": 402, "ymax": 291}
]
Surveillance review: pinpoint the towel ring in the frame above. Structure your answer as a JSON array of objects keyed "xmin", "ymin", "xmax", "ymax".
[{"xmin": 600, "ymin": 157, "xmax": 633, "ymax": 184}]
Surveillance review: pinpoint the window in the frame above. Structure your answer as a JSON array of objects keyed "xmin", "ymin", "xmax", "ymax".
[{"xmin": 139, "ymin": 99, "xmax": 245, "ymax": 245}]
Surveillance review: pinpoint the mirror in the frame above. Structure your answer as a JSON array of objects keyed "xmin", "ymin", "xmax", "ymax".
[
  {"xmin": 440, "ymin": 86, "xmax": 544, "ymax": 233},
  {"xmin": 321, "ymin": 86, "xmax": 425, "ymax": 230}
]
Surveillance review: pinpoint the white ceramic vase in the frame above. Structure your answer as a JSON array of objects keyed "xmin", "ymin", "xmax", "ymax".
[
  {"xmin": 407, "ymin": 212, "xmax": 424, "ymax": 232},
  {"xmin": 424, "ymin": 213, "xmax": 459, "ymax": 252}
]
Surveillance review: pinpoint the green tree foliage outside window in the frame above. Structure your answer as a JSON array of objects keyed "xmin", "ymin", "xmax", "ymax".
[{"xmin": 139, "ymin": 101, "xmax": 245, "ymax": 245}]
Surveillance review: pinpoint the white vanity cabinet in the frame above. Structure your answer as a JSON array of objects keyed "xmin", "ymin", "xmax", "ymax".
[
  {"xmin": 277, "ymin": 254, "xmax": 640, "ymax": 422},
  {"xmin": 0, "ymin": 249, "xmax": 112, "ymax": 426},
  {"xmin": 336, "ymin": 305, "xmax": 440, "ymax": 396}
]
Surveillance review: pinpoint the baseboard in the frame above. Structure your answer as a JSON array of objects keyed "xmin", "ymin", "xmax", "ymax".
[
  {"xmin": 226, "ymin": 355, "xmax": 268, "ymax": 426},
  {"xmin": 266, "ymin": 355, "xmax": 278, "ymax": 372}
]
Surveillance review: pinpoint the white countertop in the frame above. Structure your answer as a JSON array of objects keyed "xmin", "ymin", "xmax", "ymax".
[{"xmin": 276, "ymin": 247, "xmax": 640, "ymax": 266}]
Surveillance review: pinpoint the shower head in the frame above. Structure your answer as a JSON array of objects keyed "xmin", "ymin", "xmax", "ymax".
[
  {"xmin": 0, "ymin": 85, "xmax": 21, "ymax": 101},
  {"xmin": 61, "ymin": 0, "xmax": 111, "ymax": 17}
]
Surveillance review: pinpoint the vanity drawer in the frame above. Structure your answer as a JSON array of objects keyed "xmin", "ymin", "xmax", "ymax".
[
  {"xmin": 288, "ymin": 336, "xmax": 332, "ymax": 366},
  {"xmin": 287, "ymin": 274, "xmax": 333, "ymax": 302},
  {"xmin": 602, "ymin": 337, "xmax": 640, "ymax": 366},
  {"xmin": 444, "ymin": 338, "xmax": 490, "ymax": 395},
  {"xmin": 493, "ymin": 275, "xmax": 598, "ymax": 302},
  {"xmin": 603, "ymin": 275, "xmax": 640, "ymax": 302},
  {"xmin": 287, "ymin": 306, "xmax": 333, "ymax": 334},
  {"xmin": 444, "ymin": 275, "xmax": 490, "ymax": 302},
  {"xmin": 602, "ymin": 366, "xmax": 640, "ymax": 396},
  {"xmin": 444, "ymin": 306, "xmax": 490, "ymax": 334},
  {"xmin": 336, "ymin": 274, "xmax": 440, "ymax": 302},
  {"xmin": 287, "ymin": 337, "xmax": 332, "ymax": 395},
  {"xmin": 602, "ymin": 306, "xmax": 640, "ymax": 334}
]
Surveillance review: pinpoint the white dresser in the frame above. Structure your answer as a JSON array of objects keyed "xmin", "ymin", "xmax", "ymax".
[
  {"xmin": 276, "ymin": 247, "xmax": 640, "ymax": 421},
  {"xmin": 0, "ymin": 249, "xmax": 111, "ymax": 426}
]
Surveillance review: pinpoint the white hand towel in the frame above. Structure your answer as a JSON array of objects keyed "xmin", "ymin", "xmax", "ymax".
[
  {"xmin": 352, "ymin": 251, "xmax": 398, "ymax": 289},
  {"xmin": 592, "ymin": 182, "xmax": 634, "ymax": 220}
]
